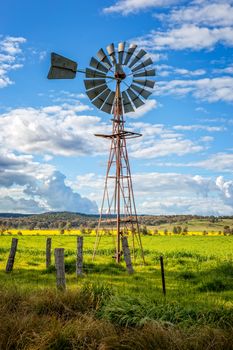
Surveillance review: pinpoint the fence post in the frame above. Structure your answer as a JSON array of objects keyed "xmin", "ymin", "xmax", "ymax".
[
  {"xmin": 122, "ymin": 236, "xmax": 134, "ymax": 274},
  {"xmin": 46, "ymin": 237, "xmax": 52, "ymax": 269},
  {"xmin": 6, "ymin": 238, "xmax": 18, "ymax": 272},
  {"xmin": 76, "ymin": 236, "xmax": 83, "ymax": 277},
  {"xmin": 160, "ymin": 256, "xmax": 166, "ymax": 296},
  {"xmin": 54, "ymin": 248, "xmax": 66, "ymax": 290}
]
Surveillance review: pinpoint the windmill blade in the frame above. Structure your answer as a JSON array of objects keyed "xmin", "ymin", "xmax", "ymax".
[
  {"xmin": 92, "ymin": 89, "xmax": 112, "ymax": 109},
  {"xmin": 131, "ymin": 84, "xmax": 152, "ymax": 99},
  {"xmin": 90, "ymin": 57, "xmax": 108, "ymax": 73},
  {"xmin": 126, "ymin": 88, "xmax": 144, "ymax": 108},
  {"xmin": 86, "ymin": 84, "xmax": 108, "ymax": 100},
  {"xmin": 131, "ymin": 57, "xmax": 153, "ymax": 73},
  {"xmin": 85, "ymin": 68, "xmax": 107, "ymax": 78},
  {"xmin": 47, "ymin": 67, "xmax": 76, "ymax": 79},
  {"xmin": 118, "ymin": 42, "xmax": 125, "ymax": 65},
  {"xmin": 124, "ymin": 44, "xmax": 137, "ymax": 65},
  {"xmin": 133, "ymin": 68, "xmax": 156, "ymax": 78},
  {"xmin": 84, "ymin": 79, "xmax": 106, "ymax": 90},
  {"xmin": 47, "ymin": 52, "xmax": 77, "ymax": 79},
  {"xmin": 122, "ymin": 91, "xmax": 134, "ymax": 113},
  {"xmin": 97, "ymin": 48, "xmax": 112, "ymax": 69},
  {"xmin": 106, "ymin": 43, "xmax": 117, "ymax": 64},
  {"xmin": 101, "ymin": 91, "xmax": 115, "ymax": 114},
  {"xmin": 133, "ymin": 79, "xmax": 155, "ymax": 89},
  {"xmin": 128, "ymin": 49, "xmax": 147, "ymax": 68}
]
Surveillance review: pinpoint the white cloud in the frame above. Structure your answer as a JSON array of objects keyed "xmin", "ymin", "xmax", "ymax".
[
  {"xmin": 0, "ymin": 151, "xmax": 98, "ymax": 214},
  {"xmin": 155, "ymin": 76, "xmax": 233, "ymax": 103},
  {"xmin": 173, "ymin": 124, "xmax": 225, "ymax": 132},
  {"xmin": 24, "ymin": 171, "xmax": 98, "ymax": 214},
  {"xmin": 216, "ymin": 176, "xmax": 233, "ymax": 207},
  {"xmin": 0, "ymin": 102, "xmax": 206, "ymax": 160},
  {"xmin": 128, "ymin": 122, "xmax": 205, "ymax": 158},
  {"xmin": 159, "ymin": 2, "xmax": 233, "ymax": 27},
  {"xmin": 126, "ymin": 99, "xmax": 158, "ymax": 118},
  {"xmin": 130, "ymin": 137, "xmax": 203, "ymax": 158},
  {"xmin": 213, "ymin": 65, "xmax": 233, "ymax": 74},
  {"xmin": 103, "ymin": 0, "xmax": 178, "ymax": 15},
  {"xmin": 200, "ymin": 136, "xmax": 214, "ymax": 142},
  {"xmin": 0, "ymin": 36, "xmax": 26, "ymax": 55},
  {"xmin": 0, "ymin": 102, "xmax": 110, "ymax": 157},
  {"xmin": 0, "ymin": 196, "xmax": 42, "ymax": 214},
  {"xmin": 195, "ymin": 106, "xmax": 208, "ymax": 113},
  {"xmin": 75, "ymin": 171, "xmax": 233, "ymax": 215},
  {"xmin": 0, "ymin": 35, "xmax": 26, "ymax": 88},
  {"xmin": 157, "ymin": 153, "xmax": 233, "ymax": 172},
  {"xmin": 195, "ymin": 153, "xmax": 233, "ymax": 172},
  {"xmin": 136, "ymin": 25, "xmax": 233, "ymax": 51},
  {"xmin": 157, "ymin": 64, "xmax": 206, "ymax": 77}
]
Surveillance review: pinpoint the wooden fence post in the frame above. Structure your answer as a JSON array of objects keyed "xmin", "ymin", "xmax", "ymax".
[
  {"xmin": 46, "ymin": 237, "xmax": 52, "ymax": 269},
  {"xmin": 6, "ymin": 238, "xmax": 18, "ymax": 272},
  {"xmin": 54, "ymin": 248, "xmax": 66, "ymax": 290},
  {"xmin": 76, "ymin": 236, "xmax": 83, "ymax": 277},
  {"xmin": 160, "ymin": 256, "xmax": 166, "ymax": 296},
  {"xmin": 122, "ymin": 236, "xmax": 134, "ymax": 274}
]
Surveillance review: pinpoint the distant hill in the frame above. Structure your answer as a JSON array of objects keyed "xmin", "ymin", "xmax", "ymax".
[{"xmin": 0, "ymin": 211, "xmax": 232, "ymax": 230}]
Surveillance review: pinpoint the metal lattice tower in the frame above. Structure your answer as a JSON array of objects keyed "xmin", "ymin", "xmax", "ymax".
[{"xmin": 47, "ymin": 42, "xmax": 156, "ymax": 264}]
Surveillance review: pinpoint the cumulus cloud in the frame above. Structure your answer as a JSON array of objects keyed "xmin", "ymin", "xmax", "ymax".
[
  {"xmin": 0, "ymin": 196, "xmax": 42, "ymax": 214},
  {"xmin": 216, "ymin": 176, "xmax": 233, "ymax": 207},
  {"xmin": 128, "ymin": 122, "xmax": 204, "ymax": 158},
  {"xmin": 155, "ymin": 76, "xmax": 233, "ymax": 103},
  {"xmin": 103, "ymin": 0, "xmax": 178, "ymax": 15},
  {"xmin": 0, "ymin": 103, "xmax": 110, "ymax": 157},
  {"xmin": 0, "ymin": 35, "xmax": 26, "ymax": 88},
  {"xmin": 157, "ymin": 2, "xmax": 233, "ymax": 27},
  {"xmin": 24, "ymin": 171, "xmax": 98, "ymax": 214},
  {"xmin": 136, "ymin": 25, "xmax": 233, "ymax": 51},
  {"xmin": 0, "ymin": 103, "xmax": 206, "ymax": 160},
  {"xmin": 75, "ymin": 171, "xmax": 233, "ymax": 215},
  {"xmin": 0, "ymin": 151, "xmax": 98, "ymax": 214}
]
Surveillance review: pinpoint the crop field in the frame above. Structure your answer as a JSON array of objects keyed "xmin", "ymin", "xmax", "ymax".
[{"xmin": 0, "ymin": 234, "xmax": 233, "ymax": 349}]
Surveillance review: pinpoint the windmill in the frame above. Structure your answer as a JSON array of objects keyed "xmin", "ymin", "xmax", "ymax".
[{"xmin": 48, "ymin": 42, "xmax": 155, "ymax": 264}]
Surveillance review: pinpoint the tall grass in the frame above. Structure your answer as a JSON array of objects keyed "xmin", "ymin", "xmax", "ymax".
[
  {"xmin": 0, "ymin": 236, "xmax": 233, "ymax": 348},
  {"xmin": 0, "ymin": 286, "xmax": 232, "ymax": 350}
]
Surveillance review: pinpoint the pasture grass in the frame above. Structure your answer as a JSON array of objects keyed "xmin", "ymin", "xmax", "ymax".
[{"xmin": 0, "ymin": 235, "xmax": 233, "ymax": 349}]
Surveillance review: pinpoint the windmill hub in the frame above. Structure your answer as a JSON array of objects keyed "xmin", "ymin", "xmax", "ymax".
[{"xmin": 114, "ymin": 64, "xmax": 126, "ymax": 80}]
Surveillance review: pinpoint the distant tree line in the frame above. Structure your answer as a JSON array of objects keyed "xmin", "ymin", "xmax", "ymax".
[{"xmin": 0, "ymin": 212, "xmax": 232, "ymax": 233}]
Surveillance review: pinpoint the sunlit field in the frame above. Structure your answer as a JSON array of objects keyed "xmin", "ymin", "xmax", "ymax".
[{"xmin": 0, "ymin": 234, "xmax": 233, "ymax": 349}]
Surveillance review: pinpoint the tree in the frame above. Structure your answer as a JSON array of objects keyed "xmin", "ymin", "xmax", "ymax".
[
  {"xmin": 141, "ymin": 225, "xmax": 148, "ymax": 235},
  {"xmin": 177, "ymin": 226, "xmax": 182, "ymax": 234},
  {"xmin": 173, "ymin": 226, "xmax": 178, "ymax": 234},
  {"xmin": 223, "ymin": 226, "xmax": 230, "ymax": 235}
]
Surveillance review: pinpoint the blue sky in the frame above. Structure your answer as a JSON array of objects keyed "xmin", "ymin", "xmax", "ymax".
[{"xmin": 0, "ymin": 0, "xmax": 233, "ymax": 215}]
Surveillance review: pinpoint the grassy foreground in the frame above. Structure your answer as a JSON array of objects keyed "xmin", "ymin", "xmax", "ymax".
[{"xmin": 0, "ymin": 235, "xmax": 233, "ymax": 349}]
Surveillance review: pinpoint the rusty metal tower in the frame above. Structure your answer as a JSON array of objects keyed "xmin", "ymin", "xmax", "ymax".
[{"xmin": 47, "ymin": 42, "xmax": 155, "ymax": 263}]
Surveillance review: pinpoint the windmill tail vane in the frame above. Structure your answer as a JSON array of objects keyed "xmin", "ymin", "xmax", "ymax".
[{"xmin": 47, "ymin": 42, "xmax": 156, "ymax": 264}]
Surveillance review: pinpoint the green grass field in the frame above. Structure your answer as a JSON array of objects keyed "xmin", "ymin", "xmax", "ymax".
[{"xmin": 0, "ymin": 235, "xmax": 233, "ymax": 349}]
